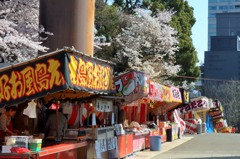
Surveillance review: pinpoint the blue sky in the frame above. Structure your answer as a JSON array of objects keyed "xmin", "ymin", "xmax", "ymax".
[{"xmin": 187, "ymin": 0, "xmax": 208, "ymax": 65}]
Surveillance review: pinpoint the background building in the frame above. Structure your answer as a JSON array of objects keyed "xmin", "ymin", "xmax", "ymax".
[
  {"xmin": 208, "ymin": 0, "xmax": 240, "ymax": 50},
  {"xmin": 205, "ymin": 12, "xmax": 240, "ymax": 81}
]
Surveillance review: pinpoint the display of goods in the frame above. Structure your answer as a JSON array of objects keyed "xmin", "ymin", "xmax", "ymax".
[{"xmin": 129, "ymin": 121, "xmax": 140, "ymax": 128}]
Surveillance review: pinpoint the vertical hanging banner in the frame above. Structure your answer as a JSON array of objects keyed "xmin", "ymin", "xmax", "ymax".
[
  {"xmin": 114, "ymin": 71, "xmax": 149, "ymax": 104},
  {"xmin": 180, "ymin": 89, "xmax": 190, "ymax": 104},
  {"xmin": 161, "ymin": 85, "xmax": 172, "ymax": 103},
  {"xmin": 148, "ymin": 81, "xmax": 164, "ymax": 102},
  {"xmin": 0, "ymin": 48, "xmax": 115, "ymax": 107},
  {"xmin": 170, "ymin": 86, "xmax": 182, "ymax": 103}
]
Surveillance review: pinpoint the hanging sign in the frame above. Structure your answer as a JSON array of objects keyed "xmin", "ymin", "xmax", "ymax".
[
  {"xmin": 209, "ymin": 110, "xmax": 222, "ymax": 117},
  {"xmin": 68, "ymin": 54, "xmax": 115, "ymax": 92},
  {"xmin": 95, "ymin": 139, "xmax": 107, "ymax": 153},
  {"xmin": 179, "ymin": 97, "xmax": 209, "ymax": 114},
  {"xmin": 114, "ymin": 71, "xmax": 149, "ymax": 104},
  {"xmin": 148, "ymin": 82, "xmax": 164, "ymax": 102},
  {"xmin": 170, "ymin": 86, "xmax": 182, "ymax": 103},
  {"xmin": 162, "ymin": 85, "xmax": 171, "ymax": 102},
  {"xmin": 107, "ymin": 137, "xmax": 117, "ymax": 150},
  {"xmin": 181, "ymin": 89, "xmax": 190, "ymax": 104},
  {"xmin": 95, "ymin": 99, "xmax": 113, "ymax": 112},
  {"xmin": 0, "ymin": 49, "xmax": 115, "ymax": 108}
]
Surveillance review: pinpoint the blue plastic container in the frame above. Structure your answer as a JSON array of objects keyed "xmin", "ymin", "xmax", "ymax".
[{"xmin": 149, "ymin": 136, "xmax": 161, "ymax": 151}]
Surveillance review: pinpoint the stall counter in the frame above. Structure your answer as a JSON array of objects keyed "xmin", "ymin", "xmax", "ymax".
[
  {"xmin": 118, "ymin": 133, "xmax": 133, "ymax": 158},
  {"xmin": 133, "ymin": 131, "xmax": 149, "ymax": 152},
  {"xmin": 39, "ymin": 141, "xmax": 87, "ymax": 159},
  {"xmin": 0, "ymin": 141, "xmax": 88, "ymax": 159}
]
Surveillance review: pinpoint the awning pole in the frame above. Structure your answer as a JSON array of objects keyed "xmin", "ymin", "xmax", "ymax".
[{"xmin": 56, "ymin": 101, "xmax": 59, "ymax": 140}]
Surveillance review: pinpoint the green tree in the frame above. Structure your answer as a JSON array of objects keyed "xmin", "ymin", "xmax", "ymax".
[
  {"xmin": 94, "ymin": 0, "xmax": 122, "ymax": 60},
  {"xmin": 112, "ymin": 0, "xmax": 200, "ymax": 83},
  {"xmin": 167, "ymin": 0, "xmax": 200, "ymax": 84}
]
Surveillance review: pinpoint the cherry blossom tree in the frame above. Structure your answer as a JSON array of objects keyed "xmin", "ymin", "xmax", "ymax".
[
  {"xmin": 0, "ymin": 0, "xmax": 48, "ymax": 62},
  {"xmin": 114, "ymin": 9, "xmax": 180, "ymax": 82}
]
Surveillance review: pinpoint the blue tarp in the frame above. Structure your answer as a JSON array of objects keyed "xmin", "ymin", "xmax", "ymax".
[{"xmin": 206, "ymin": 113, "xmax": 214, "ymax": 133}]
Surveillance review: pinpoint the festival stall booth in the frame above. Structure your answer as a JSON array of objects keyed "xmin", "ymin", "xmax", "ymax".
[
  {"xmin": 114, "ymin": 71, "xmax": 186, "ymax": 158},
  {"xmin": 114, "ymin": 71, "xmax": 150, "ymax": 157},
  {"xmin": 147, "ymin": 83, "xmax": 185, "ymax": 143},
  {"xmin": 0, "ymin": 48, "xmax": 116, "ymax": 159},
  {"xmin": 209, "ymin": 100, "xmax": 236, "ymax": 133},
  {"xmin": 160, "ymin": 86, "xmax": 185, "ymax": 142},
  {"xmin": 179, "ymin": 97, "xmax": 211, "ymax": 134},
  {"xmin": 208, "ymin": 100, "xmax": 228, "ymax": 133}
]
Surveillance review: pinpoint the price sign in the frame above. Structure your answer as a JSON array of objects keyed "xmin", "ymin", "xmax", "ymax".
[{"xmin": 95, "ymin": 99, "xmax": 113, "ymax": 112}]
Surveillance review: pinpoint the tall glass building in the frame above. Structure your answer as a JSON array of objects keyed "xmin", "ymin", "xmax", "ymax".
[{"xmin": 208, "ymin": 0, "xmax": 240, "ymax": 50}]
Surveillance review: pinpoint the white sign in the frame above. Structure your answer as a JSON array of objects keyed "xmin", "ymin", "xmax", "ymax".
[
  {"xmin": 95, "ymin": 99, "xmax": 113, "ymax": 112},
  {"xmin": 95, "ymin": 138, "xmax": 107, "ymax": 153},
  {"xmin": 92, "ymin": 113, "xmax": 96, "ymax": 126},
  {"xmin": 107, "ymin": 137, "xmax": 116, "ymax": 150},
  {"xmin": 111, "ymin": 113, "xmax": 115, "ymax": 125},
  {"xmin": 115, "ymin": 124, "xmax": 124, "ymax": 135}
]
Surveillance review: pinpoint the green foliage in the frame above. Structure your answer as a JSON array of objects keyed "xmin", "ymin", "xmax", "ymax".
[
  {"xmin": 95, "ymin": 0, "xmax": 121, "ymax": 42},
  {"xmin": 94, "ymin": 0, "xmax": 122, "ymax": 60},
  {"xmin": 96, "ymin": 0, "xmax": 200, "ymax": 83}
]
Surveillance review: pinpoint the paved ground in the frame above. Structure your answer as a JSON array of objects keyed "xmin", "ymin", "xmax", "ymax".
[{"xmin": 128, "ymin": 133, "xmax": 240, "ymax": 159}]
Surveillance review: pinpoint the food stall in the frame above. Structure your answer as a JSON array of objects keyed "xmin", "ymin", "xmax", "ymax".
[
  {"xmin": 114, "ymin": 71, "xmax": 185, "ymax": 156},
  {"xmin": 148, "ymin": 83, "xmax": 185, "ymax": 142},
  {"xmin": 208, "ymin": 100, "xmax": 228, "ymax": 133},
  {"xmin": 180, "ymin": 97, "xmax": 211, "ymax": 134},
  {"xmin": 0, "ymin": 48, "xmax": 116, "ymax": 159},
  {"xmin": 114, "ymin": 71, "xmax": 150, "ymax": 157}
]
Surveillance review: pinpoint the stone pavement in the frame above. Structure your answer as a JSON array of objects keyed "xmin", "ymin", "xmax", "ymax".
[
  {"xmin": 129, "ymin": 133, "xmax": 240, "ymax": 159},
  {"xmin": 128, "ymin": 135, "xmax": 194, "ymax": 159}
]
